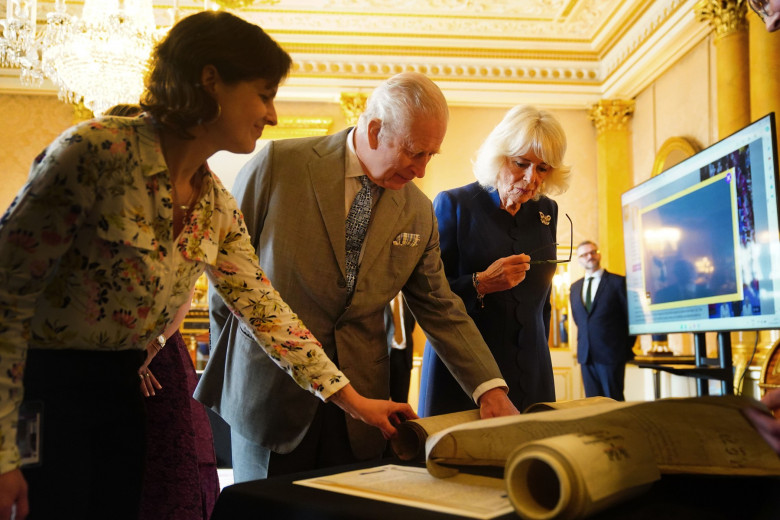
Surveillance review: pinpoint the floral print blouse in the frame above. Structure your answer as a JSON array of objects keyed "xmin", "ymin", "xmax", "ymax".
[{"xmin": 0, "ymin": 115, "xmax": 347, "ymax": 473}]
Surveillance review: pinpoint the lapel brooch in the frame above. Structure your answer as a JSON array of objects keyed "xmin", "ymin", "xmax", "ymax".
[{"xmin": 539, "ymin": 212, "xmax": 551, "ymax": 225}]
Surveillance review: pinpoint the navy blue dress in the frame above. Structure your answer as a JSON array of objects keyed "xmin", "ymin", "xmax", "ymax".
[{"xmin": 418, "ymin": 182, "xmax": 557, "ymax": 416}]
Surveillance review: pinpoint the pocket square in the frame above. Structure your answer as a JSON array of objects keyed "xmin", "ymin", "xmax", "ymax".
[{"xmin": 393, "ymin": 233, "xmax": 420, "ymax": 247}]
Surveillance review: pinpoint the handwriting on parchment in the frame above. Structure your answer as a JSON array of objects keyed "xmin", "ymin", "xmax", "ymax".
[
  {"xmin": 718, "ymin": 432, "xmax": 749, "ymax": 467},
  {"xmin": 581, "ymin": 430, "xmax": 632, "ymax": 462}
]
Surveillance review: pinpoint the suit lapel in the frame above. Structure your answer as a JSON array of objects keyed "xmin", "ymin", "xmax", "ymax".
[
  {"xmin": 359, "ymin": 186, "xmax": 404, "ymax": 278},
  {"xmin": 572, "ymin": 278, "xmax": 585, "ymax": 314},
  {"xmin": 308, "ymin": 129, "xmax": 350, "ymax": 278},
  {"xmin": 590, "ymin": 270, "xmax": 609, "ymax": 312}
]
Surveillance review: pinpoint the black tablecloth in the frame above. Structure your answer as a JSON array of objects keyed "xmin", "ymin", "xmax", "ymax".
[{"xmin": 211, "ymin": 459, "xmax": 780, "ymax": 520}]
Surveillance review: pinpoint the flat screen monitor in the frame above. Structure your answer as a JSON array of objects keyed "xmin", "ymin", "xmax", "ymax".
[{"xmin": 621, "ymin": 113, "xmax": 780, "ymax": 335}]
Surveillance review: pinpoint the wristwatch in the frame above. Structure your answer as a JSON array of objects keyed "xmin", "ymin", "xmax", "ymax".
[
  {"xmin": 472, "ymin": 272, "xmax": 485, "ymax": 309},
  {"xmin": 156, "ymin": 334, "xmax": 166, "ymax": 349}
]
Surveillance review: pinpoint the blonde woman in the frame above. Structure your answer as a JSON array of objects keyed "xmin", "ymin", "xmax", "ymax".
[{"xmin": 419, "ymin": 105, "xmax": 572, "ymax": 416}]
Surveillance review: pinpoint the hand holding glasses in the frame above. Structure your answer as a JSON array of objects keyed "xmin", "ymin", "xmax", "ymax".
[{"xmin": 528, "ymin": 213, "xmax": 573, "ymax": 264}]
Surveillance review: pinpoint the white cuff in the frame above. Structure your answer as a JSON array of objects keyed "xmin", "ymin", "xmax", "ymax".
[{"xmin": 471, "ymin": 378, "xmax": 508, "ymax": 405}]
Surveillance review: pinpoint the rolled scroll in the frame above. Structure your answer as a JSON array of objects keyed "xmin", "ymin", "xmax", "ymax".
[{"xmin": 504, "ymin": 429, "xmax": 660, "ymax": 520}]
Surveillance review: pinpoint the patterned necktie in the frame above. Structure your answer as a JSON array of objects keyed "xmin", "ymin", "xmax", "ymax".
[
  {"xmin": 345, "ymin": 175, "xmax": 373, "ymax": 295},
  {"xmin": 584, "ymin": 276, "xmax": 593, "ymax": 313}
]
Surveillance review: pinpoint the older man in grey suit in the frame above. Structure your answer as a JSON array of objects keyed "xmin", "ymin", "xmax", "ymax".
[{"xmin": 195, "ymin": 72, "xmax": 521, "ymax": 481}]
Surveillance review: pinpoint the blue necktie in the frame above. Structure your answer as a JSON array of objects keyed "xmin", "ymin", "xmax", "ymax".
[{"xmin": 345, "ymin": 176, "xmax": 373, "ymax": 295}]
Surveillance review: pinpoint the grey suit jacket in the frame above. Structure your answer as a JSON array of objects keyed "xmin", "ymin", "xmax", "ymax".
[{"xmin": 195, "ymin": 129, "xmax": 503, "ymax": 459}]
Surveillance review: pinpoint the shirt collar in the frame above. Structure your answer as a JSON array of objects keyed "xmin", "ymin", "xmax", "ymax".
[
  {"xmin": 133, "ymin": 114, "xmax": 215, "ymax": 203},
  {"xmin": 345, "ymin": 127, "xmax": 365, "ymax": 179},
  {"xmin": 135, "ymin": 114, "xmax": 172, "ymax": 178},
  {"xmin": 587, "ymin": 268, "xmax": 605, "ymax": 280}
]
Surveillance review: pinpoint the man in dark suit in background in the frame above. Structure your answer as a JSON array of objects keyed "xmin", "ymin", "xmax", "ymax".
[{"xmin": 570, "ymin": 241, "xmax": 635, "ymax": 400}]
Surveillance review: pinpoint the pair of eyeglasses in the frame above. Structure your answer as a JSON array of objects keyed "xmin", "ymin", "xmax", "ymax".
[
  {"xmin": 528, "ymin": 213, "xmax": 573, "ymax": 264},
  {"xmin": 749, "ymin": 0, "xmax": 770, "ymax": 22}
]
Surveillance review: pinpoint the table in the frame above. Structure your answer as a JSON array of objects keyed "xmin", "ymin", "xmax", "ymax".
[
  {"xmin": 631, "ymin": 355, "xmax": 696, "ymax": 399},
  {"xmin": 633, "ymin": 332, "xmax": 735, "ymax": 397},
  {"xmin": 210, "ymin": 459, "xmax": 780, "ymax": 520}
]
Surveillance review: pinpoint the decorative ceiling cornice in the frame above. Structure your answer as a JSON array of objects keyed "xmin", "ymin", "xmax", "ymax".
[{"xmin": 0, "ymin": 0, "xmax": 712, "ymax": 108}]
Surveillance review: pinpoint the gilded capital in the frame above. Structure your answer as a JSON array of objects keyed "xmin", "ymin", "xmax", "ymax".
[
  {"xmin": 694, "ymin": 0, "xmax": 748, "ymax": 39},
  {"xmin": 340, "ymin": 92, "xmax": 367, "ymax": 127},
  {"xmin": 72, "ymin": 101, "xmax": 94, "ymax": 124},
  {"xmin": 588, "ymin": 99, "xmax": 635, "ymax": 134}
]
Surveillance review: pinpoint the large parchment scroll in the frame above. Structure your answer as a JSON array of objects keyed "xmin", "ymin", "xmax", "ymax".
[
  {"xmin": 391, "ymin": 397, "xmax": 616, "ymax": 463},
  {"xmin": 421, "ymin": 396, "xmax": 780, "ymax": 519},
  {"xmin": 424, "ymin": 396, "xmax": 779, "ymax": 477},
  {"xmin": 392, "ymin": 409, "xmax": 481, "ymax": 461}
]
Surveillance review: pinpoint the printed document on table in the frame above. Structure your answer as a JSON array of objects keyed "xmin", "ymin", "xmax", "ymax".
[{"xmin": 295, "ymin": 464, "xmax": 514, "ymax": 519}]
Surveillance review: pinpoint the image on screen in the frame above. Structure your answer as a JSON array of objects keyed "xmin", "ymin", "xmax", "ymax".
[{"xmin": 622, "ymin": 113, "xmax": 780, "ymax": 335}]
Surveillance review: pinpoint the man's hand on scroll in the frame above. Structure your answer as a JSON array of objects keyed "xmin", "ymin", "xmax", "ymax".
[
  {"xmin": 329, "ymin": 384, "xmax": 419, "ymax": 440},
  {"xmin": 478, "ymin": 387, "xmax": 520, "ymax": 418}
]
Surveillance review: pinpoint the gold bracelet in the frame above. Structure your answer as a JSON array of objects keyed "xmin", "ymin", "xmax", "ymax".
[{"xmin": 472, "ymin": 272, "xmax": 485, "ymax": 309}]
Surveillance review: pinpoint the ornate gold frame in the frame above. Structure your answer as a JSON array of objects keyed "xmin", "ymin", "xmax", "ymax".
[
  {"xmin": 759, "ymin": 339, "xmax": 780, "ymax": 396},
  {"xmin": 651, "ymin": 136, "xmax": 701, "ymax": 177}
]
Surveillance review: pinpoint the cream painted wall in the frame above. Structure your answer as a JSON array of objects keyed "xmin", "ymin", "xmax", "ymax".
[
  {"xmin": 418, "ymin": 105, "xmax": 599, "ymax": 249},
  {"xmin": 631, "ymin": 37, "xmax": 716, "ymax": 189},
  {"xmin": 0, "ymin": 94, "xmax": 73, "ymax": 214},
  {"xmin": 0, "ymin": 97, "xmax": 352, "ymax": 213}
]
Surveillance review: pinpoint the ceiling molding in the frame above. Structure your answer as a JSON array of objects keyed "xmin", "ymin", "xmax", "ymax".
[{"xmin": 601, "ymin": 0, "xmax": 711, "ymax": 99}]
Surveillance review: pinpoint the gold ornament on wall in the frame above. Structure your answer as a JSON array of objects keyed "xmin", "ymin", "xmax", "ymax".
[
  {"xmin": 694, "ymin": 0, "xmax": 748, "ymax": 39},
  {"xmin": 758, "ymin": 338, "xmax": 780, "ymax": 396},
  {"xmin": 588, "ymin": 99, "xmax": 635, "ymax": 134},
  {"xmin": 72, "ymin": 101, "xmax": 95, "ymax": 124},
  {"xmin": 340, "ymin": 93, "xmax": 368, "ymax": 126}
]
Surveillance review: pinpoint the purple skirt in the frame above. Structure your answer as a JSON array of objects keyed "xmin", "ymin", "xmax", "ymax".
[{"xmin": 140, "ymin": 331, "xmax": 219, "ymax": 520}]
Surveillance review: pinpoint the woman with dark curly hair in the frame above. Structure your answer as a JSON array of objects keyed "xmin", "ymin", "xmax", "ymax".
[{"xmin": 0, "ymin": 11, "xmax": 414, "ymax": 519}]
